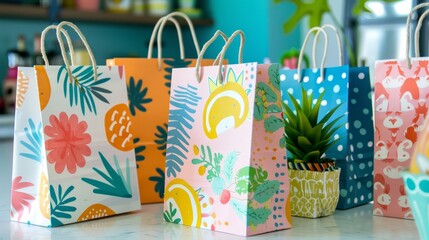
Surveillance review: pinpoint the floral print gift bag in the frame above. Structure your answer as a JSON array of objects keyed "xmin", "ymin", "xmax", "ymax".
[{"xmin": 10, "ymin": 22, "xmax": 140, "ymax": 227}]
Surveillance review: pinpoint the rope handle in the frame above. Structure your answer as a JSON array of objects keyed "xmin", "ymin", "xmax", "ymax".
[
  {"xmin": 41, "ymin": 25, "xmax": 75, "ymax": 66},
  {"xmin": 415, "ymin": 8, "xmax": 429, "ymax": 58},
  {"xmin": 147, "ymin": 16, "xmax": 184, "ymax": 60},
  {"xmin": 406, "ymin": 2, "xmax": 429, "ymax": 68},
  {"xmin": 297, "ymin": 27, "xmax": 328, "ymax": 82},
  {"xmin": 56, "ymin": 21, "xmax": 97, "ymax": 82},
  {"xmin": 156, "ymin": 12, "xmax": 200, "ymax": 70},
  {"xmin": 312, "ymin": 24, "xmax": 343, "ymax": 67},
  {"xmin": 215, "ymin": 30, "xmax": 245, "ymax": 83},
  {"xmin": 195, "ymin": 30, "xmax": 228, "ymax": 82}
]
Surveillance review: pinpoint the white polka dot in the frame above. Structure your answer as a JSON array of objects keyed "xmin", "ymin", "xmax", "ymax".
[
  {"xmin": 287, "ymin": 88, "xmax": 294, "ymax": 94},
  {"xmin": 313, "ymin": 68, "xmax": 318, "ymax": 73},
  {"xmin": 368, "ymin": 161, "xmax": 373, "ymax": 167},
  {"xmin": 350, "ymin": 155, "xmax": 354, "ymax": 161},
  {"xmin": 354, "ymin": 120, "xmax": 361, "ymax": 128},
  {"xmin": 345, "ymin": 123, "xmax": 349, "ymax": 130},
  {"xmin": 368, "ymin": 141, "xmax": 373, "ymax": 147},
  {"xmin": 284, "ymin": 100, "xmax": 289, "ymax": 105},
  {"xmin": 367, "ymin": 181, "xmax": 372, "ymax": 188},
  {"xmin": 319, "ymin": 87, "xmax": 324, "ymax": 93},
  {"xmin": 347, "ymin": 82, "xmax": 349, "ymax": 88},
  {"xmin": 354, "ymin": 198, "xmax": 358, "ymax": 204},
  {"xmin": 346, "ymin": 156, "xmax": 349, "ymax": 161},
  {"xmin": 280, "ymin": 74, "xmax": 286, "ymax": 81},
  {"xmin": 313, "ymin": 99, "xmax": 317, "ymax": 104},
  {"xmin": 336, "ymin": 99, "xmax": 341, "ymax": 104},
  {"xmin": 351, "ymin": 99, "xmax": 357, "ymax": 104},
  {"xmin": 317, "ymin": 77, "xmax": 322, "ymax": 84},
  {"xmin": 357, "ymin": 142, "xmax": 363, "ymax": 148},
  {"xmin": 350, "ymin": 144, "xmax": 354, "ymax": 152},
  {"xmin": 307, "ymin": 89, "xmax": 313, "ymax": 96},
  {"xmin": 363, "ymin": 108, "xmax": 369, "ymax": 115},
  {"xmin": 347, "ymin": 198, "xmax": 351, "ymax": 204},
  {"xmin": 353, "ymin": 87, "xmax": 359, "ymax": 93},
  {"xmin": 368, "ymin": 193, "xmax": 372, "ymax": 199},
  {"xmin": 349, "ymin": 133, "xmax": 353, "ymax": 140},
  {"xmin": 360, "ymin": 128, "xmax": 367, "ymax": 135},
  {"xmin": 360, "ymin": 195, "xmax": 365, "ymax": 201},
  {"xmin": 296, "ymin": 99, "xmax": 301, "ymax": 104},
  {"xmin": 321, "ymin": 100, "xmax": 327, "ymax": 106},
  {"xmin": 303, "ymin": 76, "xmax": 309, "ymax": 83},
  {"xmin": 349, "ymin": 185, "xmax": 354, "ymax": 192},
  {"xmin": 358, "ymin": 153, "xmax": 364, "ymax": 159},
  {"xmin": 337, "ymin": 145, "xmax": 343, "ymax": 151},
  {"xmin": 333, "ymin": 85, "xmax": 340, "ymax": 93},
  {"xmin": 342, "ymin": 72, "xmax": 347, "ymax": 79},
  {"xmin": 359, "ymin": 163, "xmax": 366, "ymax": 170},
  {"xmin": 358, "ymin": 73, "xmax": 365, "ymax": 79},
  {"xmin": 357, "ymin": 182, "xmax": 362, "ymax": 189},
  {"xmin": 334, "ymin": 134, "xmax": 339, "ymax": 140},
  {"xmin": 293, "ymin": 74, "xmax": 298, "ymax": 80},
  {"xmin": 328, "ymin": 75, "xmax": 334, "ymax": 81},
  {"xmin": 345, "ymin": 111, "xmax": 349, "ymax": 115},
  {"xmin": 368, "ymin": 92, "xmax": 372, "ymax": 100}
]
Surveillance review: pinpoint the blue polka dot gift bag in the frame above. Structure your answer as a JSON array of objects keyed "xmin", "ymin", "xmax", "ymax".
[{"xmin": 280, "ymin": 25, "xmax": 374, "ymax": 210}]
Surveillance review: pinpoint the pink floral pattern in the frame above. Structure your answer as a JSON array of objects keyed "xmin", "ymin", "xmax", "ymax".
[
  {"xmin": 45, "ymin": 112, "xmax": 91, "ymax": 174},
  {"xmin": 11, "ymin": 176, "xmax": 35, "ymax": 221}
]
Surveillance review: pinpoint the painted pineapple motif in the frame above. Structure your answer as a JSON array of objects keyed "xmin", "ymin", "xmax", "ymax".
[
  {"xmin": 104, "ymin": 103, "xmax": 134, "ymax": 151},
  {"xmin": 203, "ymin": 68, "xmax": 249, "ymax": 139}
]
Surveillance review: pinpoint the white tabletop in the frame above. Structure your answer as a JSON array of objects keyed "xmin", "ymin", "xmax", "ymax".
[{"xmin": 0, "ymin": 139, "xmax": 419, "ymax": 240}]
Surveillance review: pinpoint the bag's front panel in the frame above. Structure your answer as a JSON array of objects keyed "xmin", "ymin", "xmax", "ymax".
[
  {"xmin": 108, "ymin": 58, "xmax": 214, "ymax": 204},
  {"xmin": 11, "ymin": 67, "xmax": 51, "ymax": 226},
  {"xmin": 247, "ymin": 64, "xmax": 291, "ymax": 235},
  {"xmin": 281, "ymin": 66, "xmax": 349, "ymax": 161},
  {"xmin": 374, "ymin": 58, "xmax": 429, "ymax": 218},
  {"xmin": 337, "ymin": 67, "xmax": 374, "ymax": 208},
  {"xmin": 36, "ymin": 65, "xmax": 140, "ymax": 226},
  {"xmin": 164, "ymin": 63, "xmax": 257, "ymax": 236}
]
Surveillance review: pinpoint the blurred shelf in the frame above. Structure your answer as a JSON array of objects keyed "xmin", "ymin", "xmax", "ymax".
[
  {"xmin": 0, "ymin": 3, "xmax": 213, "ymax": 26},
  {"xmin": 0, "ymin": 114, "xmax": 14, "ymax": 139}
]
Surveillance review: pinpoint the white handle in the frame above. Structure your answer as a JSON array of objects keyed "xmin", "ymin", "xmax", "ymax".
[
  {"xmin": 406, "ymin": 2, "xmax": 429, "ymax": 68},
  {"xmin": 195, "ymin": 30, "xmax": 228, "ymax": 82},
  {"xmin": 56, "ymin": 21, "xmax": 97, "ymax": 82},
  {"xmin": 41, "ymin": 25, "xmax": 75, "ymax": 66},
  {"xmin": 156, "ymin": 12, "xmax": 200, "ymax": 70},
  {"xmin": 147, "ymin": 16, "xmax": 184, "ymax": 60},
  {"xmin": 215, "ymin": 30, "xmax": 245, "ymax": 83},
  {"xmin": 312, "ymin": 24, "xmax": 343, "ymax": 67},
  {"xmin": 415, "ymin": 8, "xmax": 429, "ymax": 58},
  {"xmin": 297, "ymin": 27, "xmax": 328, "ymax": 82}
]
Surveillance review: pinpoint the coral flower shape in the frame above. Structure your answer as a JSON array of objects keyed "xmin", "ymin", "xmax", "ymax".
[
  {"xmin": 45, "ymin": 112, "xmax": 91, "ymax": 174},
  {"xmin": 10, "ymin": 176, "xmax": 35, "ymax": 221}
]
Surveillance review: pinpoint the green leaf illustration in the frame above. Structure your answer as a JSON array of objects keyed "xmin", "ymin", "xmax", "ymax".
[
  {"xmin": 163, "ymin": 202, "xmax": 181, "ymax": 224},
  {"xmin": 133, "ymin": 137, "xmax": 146, "ymax": 166},
  {"xmin": 19, "ymin": 118, "xmax": 43, "ymax": 163},
  {"xmin": 223, "ymin": 151, "xmax": 238, "ymax": 182},
  {"xmin": 57, "ymin": 66, "xmax": 111, "ymax": 115},
  {"xmin": 268, "ymin": 64, "xmax": 280, "ymax": 90},
  {"xmin": 164, "ymin": 59, "xmax": 193, "ymax": 90},
  {"xmin": 149, "ymin": 168, "xmax": 165, "ymax": 198},
  {"xmin": 257, "ymin": 82, "xmax": 277, "ymax": 103},
  {"xmin": 50, "ymin": 184, "xmax": 77, "ymax": 227},
  {"xmin": 155, "ymin": 123, "xmax": 168, "ymax": 156},
  {"xmin": 128, "ymin": 76, "xmax": 153, "ymax": 116},
  {"xmin": 254, "ymin": 180, "xmax": 280, "ymax": 204},
  {"xmin": 235, "ymin": 166, "xmax": 268, "ymax": 194},
  {"xmin": 230, "ymin": 199, "xmax": 247, "ymax": 220},
  {"xmin": 82, "ymin": 152, "xmax": 132, "ymax": 198},
  {"xmin": 254, "ymin": 95, "xmax": 265, "ymax": 121},
  {"xmin": 267, "ymin": 104, "xmax": 281, "ymax": 113},
  {"xmin": 264, "ymin": 115, "xmax": 284, "ymax": 133},
  {"xmin": 247, "ymin": 206, "xmax": 271, "ymax": 227},
  {"xmin": 192, "ymin": 145, "xmax": 223, "ymax": 182}
]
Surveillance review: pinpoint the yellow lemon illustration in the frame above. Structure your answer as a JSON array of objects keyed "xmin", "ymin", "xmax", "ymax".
[
  {"xmin": 203, "ymin": 68, "xmax": 249, "ymax": 139},
  {"xmin": 164, "ymin": 178, "xmax": 202, "ymax": 227},
  {"xmin": 77, "ymin": 203, "xmax": 116, "ymax": 222},
  {"xmin": 39, "ymin": 172, "xmax": 50, "ymax": 219}
]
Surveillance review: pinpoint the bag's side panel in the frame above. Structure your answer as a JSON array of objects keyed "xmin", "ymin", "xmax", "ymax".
[
  {"xmin": 164, "ymin": 63, "xmax": 257, "ymax": 236},
  {"xmin": 108, "ymin": 58, "xmax": 215, "ymax": 204},
  {"xmin": 247, "ymin": 64, "xmax": 291, "ymax": 236},
  {"xmin": 35, "ymin": 65, "xmax": 141, "ymax": 226},
  {"xmin": 11, "ymin": 67, "xmax": 50, "ymax": 226},
  {"xmin": 373, "ymin": 58, "xmax": 429, "ymax": 219},
  {"xmin": 337, "ymin": 67, "xmax": 374, "ymax": 209}
]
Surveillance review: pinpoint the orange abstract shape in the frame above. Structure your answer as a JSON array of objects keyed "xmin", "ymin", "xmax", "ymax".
[
  {"xmin": 105, "ymin": 103, "xmax": 134, "ymax": 151},
  {"xmin": 77, "ymin": 203, "xmax": 116, "ymax": 222},
  {"xmin": 35, "ymin": 66, "xmax": 51, "ymax": 111}
]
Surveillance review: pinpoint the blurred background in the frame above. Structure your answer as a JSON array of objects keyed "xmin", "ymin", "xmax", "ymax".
[{"xmin": 0, "ymin": 0, "xmax": 426, "ymax": 139}]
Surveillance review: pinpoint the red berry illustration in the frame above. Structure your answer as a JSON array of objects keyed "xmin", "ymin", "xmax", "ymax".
[{"xmin": 220, "ymin": 189, "xmax": 231, "ymax": 204}]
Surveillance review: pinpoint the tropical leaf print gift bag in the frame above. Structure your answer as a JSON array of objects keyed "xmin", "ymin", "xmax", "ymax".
[
  {"xmin": 10, "ymin": 22, "xmax": 140, "ymax": 227},
  {"xmin": 107, "ymin": 12, "xmax": 218, "ymax": 204},
  {"xmin": 163, "ymin": 30, "xmax": 291, "ymax": 236}
]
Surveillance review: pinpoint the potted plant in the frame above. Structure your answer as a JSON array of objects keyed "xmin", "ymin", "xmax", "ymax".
[{"xmin": 282, "ymin": 87, "xmax": 343, "ymax": 218}]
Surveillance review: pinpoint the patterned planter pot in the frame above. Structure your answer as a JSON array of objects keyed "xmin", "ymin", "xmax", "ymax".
[
  {"xmin": 402, "ymin": 172, "xmax": 429, "ymax": 239},
  {"xmin": 288, "ymin": 165, "xmax": 340, "ymax": 218}
]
